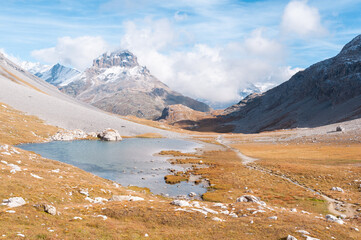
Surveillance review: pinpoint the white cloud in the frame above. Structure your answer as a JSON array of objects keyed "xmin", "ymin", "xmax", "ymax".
[
  {"xmin": 120, "ymin": 19, "xmax": 297, "ymax": 105},
  {"xmin": 31, "ymin": 36, "xmax": 109, "ymax": 70},
  {"xmin": 174, "ymin": 11, "xmax": 188, "ymax": 21},
  {"xmin": 281, "ymin": 0, "xmax": 327, "ymax": 38}
]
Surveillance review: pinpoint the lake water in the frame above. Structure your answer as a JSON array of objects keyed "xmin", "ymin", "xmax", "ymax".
[{"xmin": 18, "ymin": 138, "xmax": 207, "ymax": 198}]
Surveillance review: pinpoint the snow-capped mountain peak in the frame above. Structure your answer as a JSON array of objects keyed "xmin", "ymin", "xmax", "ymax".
[{"xmin": 93, "ymin": 50, "xmax": 138, "ymax": 69}]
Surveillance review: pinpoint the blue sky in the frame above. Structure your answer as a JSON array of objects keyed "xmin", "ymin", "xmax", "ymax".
[{"xmin": 1, "ymin": 0, "xmax": 361, "ymax": 104}]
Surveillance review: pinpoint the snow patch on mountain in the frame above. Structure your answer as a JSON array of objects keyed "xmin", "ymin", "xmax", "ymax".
[{"xmin": 36, "ymin": 63, "xmax": 80, "ymax": 86}]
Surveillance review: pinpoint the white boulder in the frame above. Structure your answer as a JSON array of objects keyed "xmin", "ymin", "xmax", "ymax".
[
  {"xmin": 171, "ymin": 200, "xmax": 190, "ymax": 207},
  {"xmin": 109, "ymin": 195, "xmax": 144, "ymax": 201},
  {"xmin": 326, "ymin": 214, "xmax": 344, "ymax": 224},
  {"xmin": 2, "ymin": 197, "xmax": 26, "ymax": 208},
  {"xmin": 98, "ymin": 129, "xmax": 122, "ymax": 141},
  {"xmin": 44, "ymin": 204, "xmax": 57, "ymax": 215},
  {"xmin": 331, "ymin": 187, "xmax": 344, "ymax": 192},
  {"xmin": 287, "ymin": 235, "xmax": 298, "ymax": 240}
]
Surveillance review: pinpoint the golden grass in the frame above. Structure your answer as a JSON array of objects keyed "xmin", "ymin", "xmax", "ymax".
[
  {"xmin": 134, "ymin": 133, "xmax": 164, "ymax": 138},
  {"xmin": 232, "ymin": 143, "xmax": 361, "ymax": 204},
  {"xmin": 164, "ymin": 174, "xmax": 188, "ymax": 184},
  {"xmin": 0, "ymin": 103, "xmax": 58, "ymax": 145},
  {"xmin": 0, "ymin": 103, "xmax": 359, "ymax": 239}
]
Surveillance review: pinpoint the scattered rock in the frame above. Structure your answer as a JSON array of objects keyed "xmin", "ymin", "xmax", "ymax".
[
  {"xmin": 305, "ymin": 236, "xmax": 320, "ymax": 240},
  {"xmin": 97, "ymin": 128, "xmax": 122, "ymax": 141},
  {"xmin": 287, "ymin": 235, "xmax": 297, "ymax": 240},
  {"xmin": 188, "ymin": 192, "xmax": 197, "ymax": 197},
  {"xmin": 236, "ymin": 195, "xmax": 260, "ymax": 203},
  {"xmin": 331, "ymin": 187, "xmax": 344, "ymax": 192},
  {"xmin": 268, "ymin": 216, "xmax": 277, "ymax": 220},
  {"xmin": 79, "ymin": 189, "xmax": 89, "ymax": 196},
  {"xmin": 73, "ymin": 216, "xmax": 83, "ymax": 220},
  {"xmin": 2, "ymin": 197, "xmax": 26, "ymax": 208},
  {"xmin": 296, "ymin": 230, "xmax": 310, "ymax": 235},
  {"xmin": 211, "ymin": 217, "xmax": 225, "ymax": 222},
  {"xmin": 52, "ymin": 129, "xmax": 88, "ymax": 141},
  {"xmin": 351, "ymin": 227, "xmax": 359, "ymax": 232},
  {"xmin": 326, "ymin": 214, "xmax": 344, "ymax": 224},
  {"xmin": 171, "ymin": 200, "xmax": 190, "ymax": 207},
  {"xmin": 236, "ymin": 195, "xmax": 265, "ymax": 205},
  {"xmin": 44, "ymin": 204, "xmax": 57, "ymax": 215},
  {"xmin": 109, "ymin": 195, "xmax": 144, "ymax": 202}
]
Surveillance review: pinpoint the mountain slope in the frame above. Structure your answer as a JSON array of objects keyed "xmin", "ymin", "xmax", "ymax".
[
  {"xmin": 35, "ymin": 63, "xmax": 80, "ymax": 86},
  {"xmin": 0, "ymin": 52, "xmax": 178, "ymax": 137},
  {"xmin": 59, "ymin": 50, "xmax": 210, "ymax": 120},
  {"xmin": 223, "ymin": 34, "xmax": 361, "ymax": 133}
]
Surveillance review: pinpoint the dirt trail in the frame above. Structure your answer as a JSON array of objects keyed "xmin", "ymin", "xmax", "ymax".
[{"xmin": 216, "ymin": 135, "xmax": 358, "ymax": 218}]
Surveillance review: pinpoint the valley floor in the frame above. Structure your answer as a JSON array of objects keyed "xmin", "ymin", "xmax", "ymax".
[{"xmin": 0, "ymin": 103, "xmax": 360, "ymax": 239}]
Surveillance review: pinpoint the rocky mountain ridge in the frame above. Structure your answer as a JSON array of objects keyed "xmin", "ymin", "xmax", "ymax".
[
  {"xmin": 223, "ymin": 34, "xmax": 361, "ymax": 133},
  {"xmin": 59, "ymin": 50, "xmax": 210, "ymax": 119}
]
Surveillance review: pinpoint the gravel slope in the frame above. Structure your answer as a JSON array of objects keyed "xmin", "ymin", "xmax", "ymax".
[{"xmin": 0, "ymin": 53, "xmax": 179, "ymax": 137}]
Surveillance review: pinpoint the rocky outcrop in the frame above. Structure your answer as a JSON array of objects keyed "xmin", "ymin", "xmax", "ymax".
[
  {"xmin": 97, "ymin": 129, "xmax": 122, "ymax": 141},
  {"xmin": 223, "ymin": 34, "xmax": 361, "ymax": 133},
  {"xmin": 59, "ymin": 50, "xmax": 210, "ymax": 120},
  {"xmin": 51, "ymin": 129, "xmax": 97, "ymax": 141}
]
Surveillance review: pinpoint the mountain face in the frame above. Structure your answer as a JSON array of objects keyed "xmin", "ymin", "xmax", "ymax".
[
  {"xmin": 223, "ymin": 34, "xmax": 361, "ymax": 133},
  {"xmin": 59, "ymin": 50, "xmax": 210, "ymax": 119},
  {"xmin": 35, "ymin": 63, "xmax": 80, "ymax": 86}
]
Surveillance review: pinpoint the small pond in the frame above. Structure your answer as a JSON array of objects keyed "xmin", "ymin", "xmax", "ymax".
[{"xmin": 18, "ymin": 138, "xmax": 207, "ymax": 198}]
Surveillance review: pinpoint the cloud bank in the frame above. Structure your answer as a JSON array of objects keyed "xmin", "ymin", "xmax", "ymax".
[
  {"xmin": 281, "ymin": 0, "xmax": 327, "ymax": 38},
  {"xmin": 31, "ymin": 36, "xmax": 108, "ymax": 70},
  {"xmin": 120, "ymin": 19, "xmax": 300, "ymax": 104}
]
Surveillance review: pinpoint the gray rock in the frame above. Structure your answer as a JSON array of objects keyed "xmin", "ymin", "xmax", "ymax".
[
  {"xmin": 268, "ymin": 216, "xmax": 277, "ymax": 220},
  {"xmin": 97, "ymin": 128, "xmax": 122, "ymax": 141},
  {"xmin": 287, "ymin": 235, "xmax": 298, "ymax": 240},
  {"xmin": 109, "ymin": 195, "xmax": 144, "ymax": 201},
  {"xmin": 331, "ymin": 187, "xmax": 344, "ymax": 192},
  {"xmin": 326, "ymin": 214, "xmax": 344, "ymax": 224},
  {"xmin": 171, "ymin": 200, "xmax": 190, "ymax": 207},
  {"xmin": 236, "ymin": 195, "xmax": 260, "ymax": 203},
  {"xmin": 44, "ymin": 204, "xmax": 57, "ymax": 215},
  {"xmin": 2, "ymin": 197, "xmax": 26, "ymax": 208}
]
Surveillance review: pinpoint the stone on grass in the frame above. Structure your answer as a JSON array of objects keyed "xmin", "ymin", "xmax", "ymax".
[
  {"xmin": 171, "ymin": 200, "xmax": 190, "ymax": 207},
  {"xmin": 331, "ymin": 187, "xmax": 344, "ymax": 192},
  {"xmin": 287, "ymin": 235, "xmax": 297, "ymax": 240},
  {"xmin": 2, "ymin": 197, "xmax": 26, "ymax": 208},
  {"xmin": 109, "ymin": 195, "xmax": 144, "ymax": 202},
  {"xmin": 326, "ymin": 214, "xmax": 344, "ymax": 224},
  {"xmin": 44, "ymin": 204, "xmax": 57, "ymax": 215},
  {"xmin": 268, "ymin": 216, "xmax": 278, "ymax": 220}
]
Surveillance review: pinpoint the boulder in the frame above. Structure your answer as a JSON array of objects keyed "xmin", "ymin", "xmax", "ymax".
[
  {"xmin": 287, "ymin": 235, "xmax": 298, "ymax": 240},
  {"xmin": 236, "ymin": 195, "xmax": 264, "ymax": 205},
  {"xmin": 336, "ymin": 126, "xmax": 344, "ymax": 132},
  {"xmin": 109, "ymin": 195, "xmax": 144, "ymax": 201},
  {"xmin": 51, "ymin": 129, "xmax": 88, "ymax": 141},
  {"xmin": 326, "ymin": 214, "xmax": 344, "ymax": 224},
  {"xmin": 2, "ymin": 197, "xmax": 26, "ymax": 208},
  {"xmin": 98, "ymin": 129, "xmax": 122, "ymax": 141},
  {"xmin": 44, "ymin": 204, "xmax": 57, "ymax": 215},
  {"xmin": 331, "ymin": 187, "xmax": 344, "ymax": 192},
  {"xmin": 171, "ymin": 200, "xmax": 190, "ymax": 207}
]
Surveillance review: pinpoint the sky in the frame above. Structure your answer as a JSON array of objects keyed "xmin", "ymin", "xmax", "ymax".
[{"xmin": 1, "ymin": 0, "xmax": 361, "ymax": 106}]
